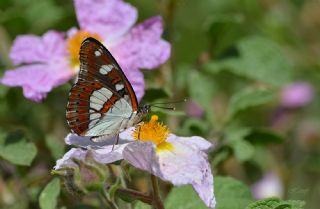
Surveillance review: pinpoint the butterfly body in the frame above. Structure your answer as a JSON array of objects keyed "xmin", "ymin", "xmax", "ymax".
[{"xmin": 66, "ymin": 38, "xmax": 149, "ymax": 142}]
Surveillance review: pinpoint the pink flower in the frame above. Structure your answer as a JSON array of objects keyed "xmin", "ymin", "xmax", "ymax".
[
  {"xmin": 185, "ymin": 100, "xmax": 204, "ymax": 118},
  {"xmin": 55, "ymin": 115, "xmax": 216, "ymax": 209},
  {"xmin": 1, "ymin": 0, "xmax": 170, "ymax": 102},
  {"xmin": 280, "ymin": 82, "xmax": 314, "ymax": 108},
  {"xmin": 251, "ymin": 172, "xmax": 284, "ymax": 199}
]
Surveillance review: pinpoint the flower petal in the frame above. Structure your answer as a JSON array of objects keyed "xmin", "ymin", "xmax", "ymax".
[
  {"xmin": 167, "ymin": 134, "xmax": 213, "ymax": 152},
  {"xmin": 121, "ymin": 67, "xmax": 145, "ymax": 101},
  {"xmin": 123, "ymin": 139, "xmax": 215, "ymax": 208},
  {"xmin": 55, "ymin": 148, "xmax": 87, "ymax": 169},
  {"xmin": 10, "ymin": 30, "xmax": 66, "ymax": 65},
  {"xmin": 119, "ymin": 127, "xmax": 135, "ymax": 141},
  {"xmin": 74, "ymin": 0, "xmax": 137, "ymax": 41},
  {"xmin": 1, "ymin": 60, "xmax": 73, "ymax": 102},
  {"xmin": 157, "ymin": 140, "xmax": 215, "ymax": 208},
  {"xmin": 55, "ymin": 145, "xmax": 126, "ymax": 170},
  {"xmin": 123, "ymin": 141, "xmax": 162, "ymax": 176},
  {"xmin": 65, "ymin": 133, "xmax": 132, "ymax": 147},
  {"xmin": 112, "ymin": 16, "xmax": 170, "ymax": 70},
  {"xmin": 92, "ymin": 145, "xmax": 126, "ymax": 164}
]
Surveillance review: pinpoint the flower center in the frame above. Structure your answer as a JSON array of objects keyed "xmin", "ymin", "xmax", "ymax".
[
  {"xmin": 67, "ymin": 31, "xmax": 102, "ymax": 69},
  {"xmin": 133, "ymin": 115, "xmax": 173, "ymax": 153}
]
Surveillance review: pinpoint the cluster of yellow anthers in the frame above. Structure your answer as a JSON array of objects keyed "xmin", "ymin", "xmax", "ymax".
[{"xmin": 133, "ymin": 115, "xmax": 173, "ymax": 153}]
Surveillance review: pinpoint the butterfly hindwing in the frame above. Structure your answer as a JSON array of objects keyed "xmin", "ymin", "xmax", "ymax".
[{"xmin": 66, "ymin": 38, "xmax": 138, "ymax": 138}]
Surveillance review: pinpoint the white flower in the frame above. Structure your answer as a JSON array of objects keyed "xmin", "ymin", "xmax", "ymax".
[{"xmin": 55, "ymin": 115, "xmax": 216, "ymax": 208}]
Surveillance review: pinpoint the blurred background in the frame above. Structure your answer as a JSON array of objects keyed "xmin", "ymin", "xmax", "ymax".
[{"xmin": 0, "ymin": 0, "xmax": 320, "ymax": 209}]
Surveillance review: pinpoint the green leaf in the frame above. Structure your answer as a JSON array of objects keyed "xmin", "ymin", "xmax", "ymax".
[
  {"xmin": 226, "ymin": 88, "xmax": 275, "ymax": 120},
  {"xmin": 205, "ymin": 36, "xmax": 292, "ymax": 86},
  {"xmin": 225, "ymin": 125, "xmax": 251, "ymax": 142},
  {"xmin": 45, "ymin": 135, "xmax": 65, "ymax": 160},
  {"xmin": 245, "ymin": 129, "xmax": 284, "ymax": 145},
  {"xmin": 0, "ymin": 85, "xmax": 9, "ymax": 98},
  {"xmin": 207, "ymin": 14, "xmax": 245, "ymax": 56},
  {"xmin": 246, "ymin": 197, "xmax": 305, "ymax": 209},
  {"xmin": 180, "ymin": 118, "xmax": 210, "ymax": 136},
  {"xmin": 188, "ymin": 71, "xmax": 216, "ymax": 124},
  {"xmin": 0, "ymin": 132, "xmax": 37, "ymax": 166},
  {"xmin": 188, "ymin": 71, "xmax": 213, "ymax": 106},
  {"xmin": 211, "ymin": 149, "xmax": 231, "ymax": 168},
  {"xmin": 232, "ymin": 139, "xmax": 255, "ymax": 162},
  {"xmin": 143, "ymin": 88, "xmax": 170, "ymax": 102},
  {"xmin": 39, "ymin": 178, "xmax": 61, "ymax": 209},
  {"xmin": 165, "ymin": 185, "xmax": 208, "ymax": 209},
  {"xmin": 134, "ymin": 201, "xmax": 150, "ymax": 209},
  {"xmin": 225, "ymin": 125, "xmax": 254, "ymax": 161},
  {"xmin": 25, "ymin": 0, "xmax": 63, "ymax": 33},
  {"xmin": 283, "ymin": 200, "xmax": 305, "ymax": 209},
  {"xmin": 215, "ymin": 176, "xmax": 253, "ymax": 209}
]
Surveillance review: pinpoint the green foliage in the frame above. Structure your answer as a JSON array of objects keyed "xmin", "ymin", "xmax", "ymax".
[
  {"xmin": 225, "ymin": 125, "xmax": 254, "ymax": 161},
  {"xmin": 134, "ymin": 201, "xmax": 150, "ymax": 209},
  {"xmin": 226, "ymin": 88, "xmax": 276, "ymax": 121},
  {"xmin": 246, "ymin": 197, "xmax": 305, "ymax": 209},
  {"xmin": 205, "ymin": 37, "xmax": 292, "ymax": 86},
  {"xmin": 165, "ymin": 176, "xmax": 254, "ymax": 209},
  {"xmin": 143, "ymin": 88, "xmax": 170, "ymax": 102},
  {"xmin": 0, "ymin": 131, "xmax": 37, "ymax": 166},
  {"xmin": 188, "ymin": 70, "xmax": 216, "ymax": 124},
  {"xmin": 165, "ymin": 185, "xmax": 208, "ymax": 209},
  {"xmin": 45, "ymin": 135, "xmax": 65, "ymax": 160},
  {"xmin": 245, "ymin": 129, "xmax": 285, "ymax": 145},
  {"xmin": 39, "ymin": 178, "xmax": 61, "ymax": 209},
  {"xmin": 215, "ymin": 176, "xmax": 253, "ymax": 209},
  {"xmin": 207, "ymin": 14, "xmax": 245, "ymax": 56},
  {"xmin": 72, "ymin": 155, "xmax": 109, "ymax": 193}
]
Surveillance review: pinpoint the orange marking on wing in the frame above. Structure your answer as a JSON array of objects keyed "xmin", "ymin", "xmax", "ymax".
[
  {"xmin": 108, "ymin": 69, "xmax": 122, "ymax": 85},
  {"xmin": 123, "ymin": 79, "xmax": 138, "ymax": 111},
  {"xmin": 100, "ymin": 95, "xmax": 119, "ymax": 113}
]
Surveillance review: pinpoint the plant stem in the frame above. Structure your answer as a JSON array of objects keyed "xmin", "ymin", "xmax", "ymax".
[
  {"xmin": 150, "ymin": 174, "xmax": 165, "ymax": 209},
  {"xmin": 116, "ymin": 187, "xmax": 153, "ymax": 205},
  {"xmin": 101, "ymin": 188, "xmax": 119, "ymax": 209},
  {"xmin": 118, "ymin": 166, "xmax": 133, "ymax": 209}
]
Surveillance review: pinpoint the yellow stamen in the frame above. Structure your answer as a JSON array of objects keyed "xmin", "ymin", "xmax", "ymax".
[
  {"xmin": 67, "ymin": 31, "xmax": 102, "ymax": 68},
  {"xmin": 133, "ymin": 115, "xmax": 173, "ymax": 152}
]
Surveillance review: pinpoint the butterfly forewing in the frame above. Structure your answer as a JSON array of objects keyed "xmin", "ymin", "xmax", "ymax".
[{"xmin": 66, "ymin": 38, "xmax": 138, "ymax": 138}]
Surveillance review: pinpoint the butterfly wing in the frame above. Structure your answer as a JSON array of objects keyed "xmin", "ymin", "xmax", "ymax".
[{"xmin": 66, "ymin": 38, "xmax": 139, "ymax": 139}]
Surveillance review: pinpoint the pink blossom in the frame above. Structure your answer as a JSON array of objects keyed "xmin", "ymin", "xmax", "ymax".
[
  {"xmin": 1, "ymin": 0, "xmax": 170, "ymax": 102},
  {"xmin": 280, "ymin": 82, "xmax": 314, "ymax": 108},
  {"xmin": 185, "ymin": 100, "xmax": 204, "ymax": 118}
]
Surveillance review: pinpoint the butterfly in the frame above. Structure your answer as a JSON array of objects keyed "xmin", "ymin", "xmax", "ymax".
[{"xmin": 66, "ymin": 37, "xmax": 150, "ymax": 142}]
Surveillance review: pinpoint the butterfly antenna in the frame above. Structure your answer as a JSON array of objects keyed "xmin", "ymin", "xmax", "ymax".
[
  {"xmin": 149, "ymin": 98, "xmax": 187, "ymax": 106},
  {"xmin": 151, "ymin": 105, "xmax": 176, "ymax": 111}
]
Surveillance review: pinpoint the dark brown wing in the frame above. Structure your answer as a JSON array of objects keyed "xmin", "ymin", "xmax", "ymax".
[{"xmin": 66, "ymin": 37, "xmax": 138, "ymax": 136}]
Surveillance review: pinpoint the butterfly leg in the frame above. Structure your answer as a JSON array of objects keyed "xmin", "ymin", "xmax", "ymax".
[{"xmin": 111, "ymin": 133, "xmax": 120, "ymax": 151}]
